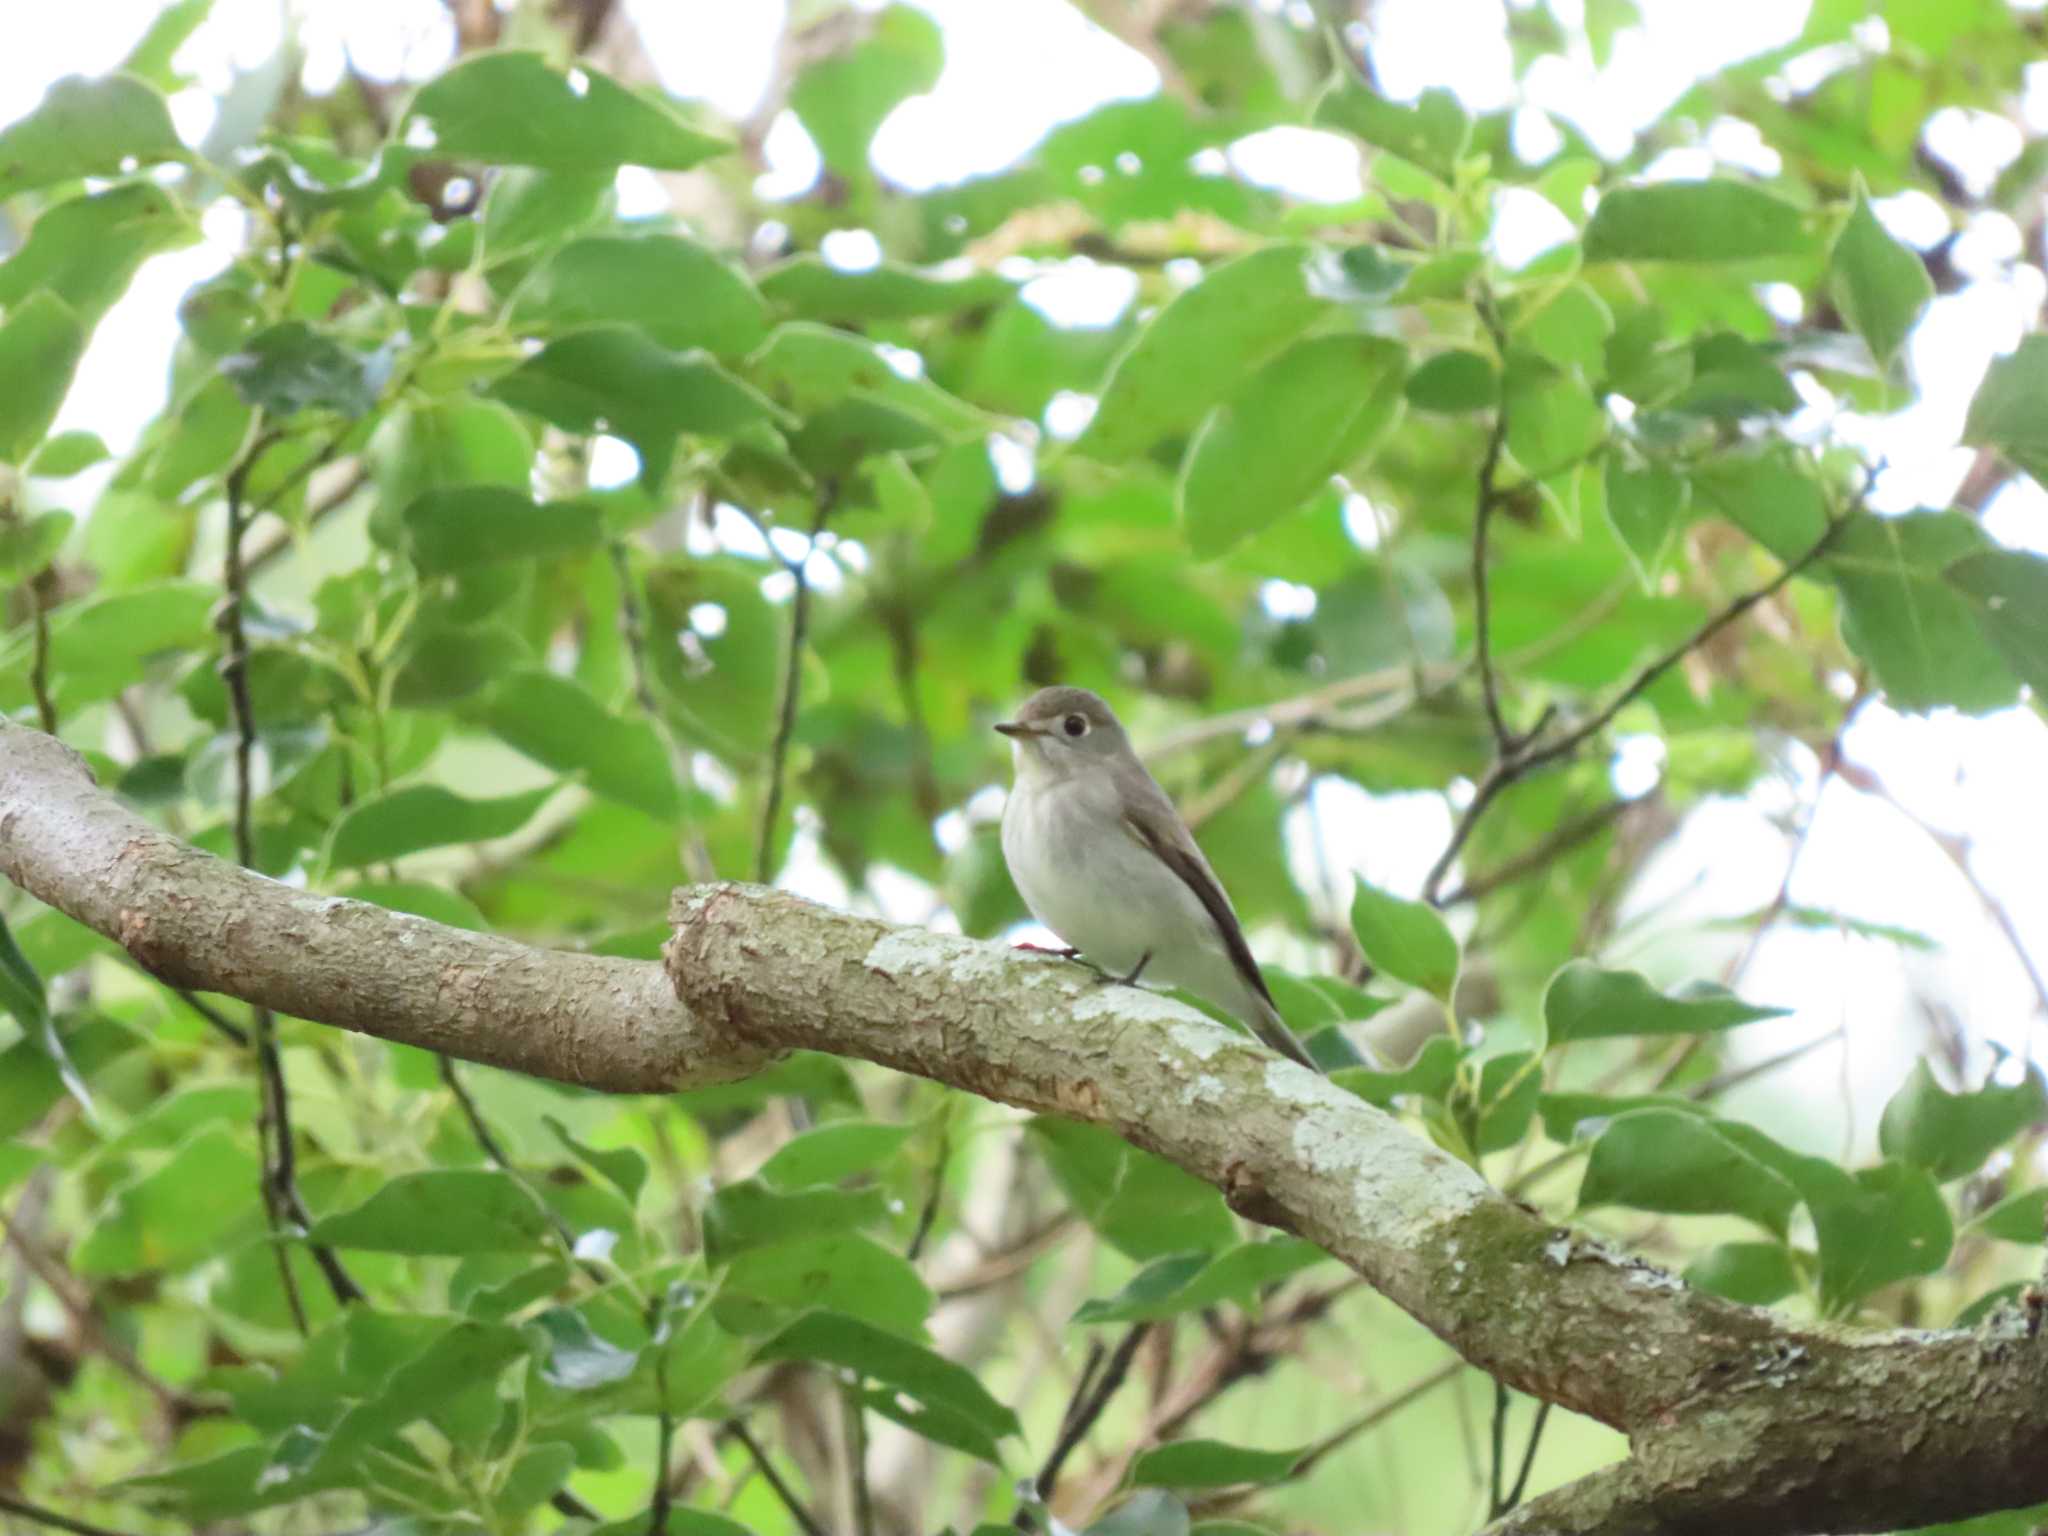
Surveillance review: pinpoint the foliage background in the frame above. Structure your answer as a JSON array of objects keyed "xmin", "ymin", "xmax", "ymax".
[{"xmin": 3, "ymin": 1, "xmax": 2048, "ymax": 1533}]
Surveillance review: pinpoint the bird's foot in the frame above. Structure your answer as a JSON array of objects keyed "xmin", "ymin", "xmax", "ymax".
[{"xmin": 1103, "ymin": 951, "xmax": 1153, "ymax": 988}]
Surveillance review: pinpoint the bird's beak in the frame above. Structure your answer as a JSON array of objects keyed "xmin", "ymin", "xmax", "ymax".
[{"xmin": 994, "ymin": 721, "xmax": 1043, "ymax": 739}]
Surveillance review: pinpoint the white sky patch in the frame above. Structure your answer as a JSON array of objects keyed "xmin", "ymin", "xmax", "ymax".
[
  {"xmin": 1043, "ymin": 390, "xmax": 1097, "ymax": 441},
  {"xmin": 1259, "ymin": 580, "xmax": 1318, "ymax": 622},
  {"xmin": 1227, "ymin": 127, "xmax": 1364, "ymax": 203},
  {"xmin": 1609, "ymin": 734, "xmax": 1667, "ymax": 799},
  {"xmin": 755, "ymin": 111, "xmax": 822, "ymax": 201},
  {"xmin": 1019, "ymin": 259, "xmax": 1138, "ymax": 329},
  {"xmin": 614, "ymin": 167, "xmax": 670, "ymax": 219},
  {"xmin": 1872, "ymin": 190, "xmax": 1952, "ymax": 249},
  {"xmin": 1367, "ymin": 0, "xmax": 1515, "ymax": 110},
  {"xmin": 988, "ymin": 434, "xmax": 1035, "ymax": 493},
  {"xmin": 624, "ymin": 0, "xmax": 786, "ymax": 120},
  {"xmin": 1489, "ymin": 186, "xmax": 1577, "ymax": 269},
  {"xmin": 587, "ymin": 435, "xmax": 639, "ymax": 489},
  {"xmin": 821, "ymin": 227, "xmax": 884, "ymax": 271}
]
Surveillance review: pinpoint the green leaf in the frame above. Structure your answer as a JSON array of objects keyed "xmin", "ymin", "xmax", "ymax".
[
  {"xmin": 75, "ymin": 1127, "xmax": 259, "ymax": 1275},
  {"xmin": 1538, "ymin": 1091, "xmax": 1702, "ymax": 1144},
  {"xmin": 220, "ymin": 322, "xmax": 386, "ymax": 418},
  {"xmin": 1404, "ymin": 349, "xmax": 1498, "ymax": 412},
  {"xmin": 1829, "ymin": 186, "xmax": 1932, "ymax": 368},
  {"xmin": 1179, "ymin": 335, "xmax": 1407, "ymax": 559},
  {"xmin": 405, "ymin": 53, "xmax": 730, "ymax": 174},
  {"xmin": 1683, "ymin": 1241, "xmax": 1799, "ymax": 1305},
  {"xmin": 1945, "ymin": 548, "xmax": 2048, "ymax": 697},
  {"xmin": 721, "ymin": 1232, "xmax": 933, "ymax": 1337},
  {"xmin": 1543, "ymin": 961, "xmax": 1785, "ymax": 1046},
  {"xmin": 1877, "ymin": 1061, "xmax": 2045, "ymax": 1183},
  {"xmin": 25, "ymin": 431, "xmax": 108, "ymax": 478},
  {"xmin": 490, "ymin": 326, "xmax": 788, "ymax": 488},
  {"xmin": 400, "ymin": 486, "xmax": 604, "ymax": 575},
  {"xmin": 756, "ymin": 1310, "xmax": 1018, "ymax": 1461},
  {"xmin": 1971, "ymin": 1187, "xmax": 2047, "ymax": 1245},
  {"xmin": 0, "ymin": 510, "xmax": 74, "ymax": 580},
  {"xmin": 790, "ymin": 5, "xmax": 944, "ymax": 178},
  {"xmin": 543, "ymin": 1116, "xmax": 648, "ymax": 1204},
  {"xmin": 511, "ymin": 235, "xmax": 769, "ymax": 357},
  {"xmin": 1785, "ymin": 1156, "xmax": 1952, "ymax": 1312},
  {"xmin": 1072, "ymin": 1239, "xmax": 1327, "ymax": 1324},
  {"xmin": 1578, "ymin": 1110, "xmax": 1799, "ymax": 1236},
  {"xmin": 327, "ymin": 784, "xmax": 555, "ymax": 869},
  {"xmin": 1331, "ymin": 1035, "xmax": 1463, "ymax": 1109},
  {"xmin": 1313, "ymin": 79, "xmax": 1469, "ymax": 181},
  {"xmin": 1583, "ymin": 180, "xmax": 1811, "ymax": 263},
  {"xmin": 481, "ymin": 166, "xmax": 611, "ymax": 260},
  {"xmin": 0, "ymin": 913, "xmax": 93, "ymax": 1122},
  {"xmin": 759, "ymin": 257, "xmax": 1012, "ymax": 322},
  {"xmin": 529, "ymin": 1306, "xmax": 639, "ymax": 1390},
  {"xmin": 1087, "ymin": 1491, "xmax": 1191, "ymax": 1536},
  {"xmin": 0, "ymin": 580, "xmax": 214, "ymax": 714},
  {"xmin": 1963, "ymin": 335, "xmax": 2048, "ymax": 485},
  {"xmin": 367, "ymin": 399, "xmax": 534, "ymax": 548},
  {"xmin": 702, "ymin": 1178, "xmax": 891, "ymax": 1264},
  {"xmin": 309, "ymin": 1170, "xmax": 554, "ymax": 1254},
  {"xmin": 1604, "ymin": 463, "xmax": 1688, "ymax": 585},
  {"xmin": 0, "ymin": 183, "xmax": 195, "ymax": 330},
  {"xmin": 1131, "ymin": 1439, "xmax": 1304, "ymax": 1490},
  {"xmin": 758, "ymin": 1120, "xmax": 913, "ymax": 1189},
  {"xmin": 0, "ymin": 292, "xmax": 86, "ymax": 462},
  {"xmin": 747, "ymin": 322, "xmax": 983, "ymax": 437},
  {"xmin": 1827, "ymin": 513, "xmax": 2020, "ymax": 714},
  {"xmin": 0, "ymin": 75, "xmax": 184, "ymax": 198},
  {"xmin": 122, "ymin": 0, "xmax": 212, "ymax": 90},
  {"xmin": 1348, "ymin": 877, "xmax": 1459, "ymax": 1001},
  {"xmin": 1693, "ymin": 451, "xmax": 1828, "ymax": 561},
  {"xmin": 477, "ymin": 670, "xmax": 679, "ymax": 820},
  {"xmin": 1077, "ymin": 244, "xmax": 1326, "ymax": 462},
  {"xmin": 1027, "ymin": 1119, "xmax": 1238, "ymax": 1260}
]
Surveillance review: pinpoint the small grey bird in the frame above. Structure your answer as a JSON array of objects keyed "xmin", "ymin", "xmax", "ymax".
[{"xmin": 996, "ymin": 686, "xmax": 1319, "ymax": 1072}]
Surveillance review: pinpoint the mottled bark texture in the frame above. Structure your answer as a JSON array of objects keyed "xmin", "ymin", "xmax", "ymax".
[{"xmin": 4, "ymin": 720, "xmax": 2048, "ymax": 1535}]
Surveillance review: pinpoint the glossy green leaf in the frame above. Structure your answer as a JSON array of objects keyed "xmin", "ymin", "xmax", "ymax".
[
  {"xmin": 1179, "ymin": 335, "xmax": 1407, "ymax": 559},
  {"xmin": 220, "ymin": 322, "xmax": 387, "ymax": 418},
  {"xmin": 1073, "ymin": 1238, "xmax": 1328, "ymax": 1324},
  {"xmin": 511, "ymin": 235, "xmax": 769, "ymax": 357},
  {"xmin": 1077, "ymin": 244, "xmax": 1325, "ymax": 462},
  {"xmin": 400, "ymin": 486, "xmax": 604, "ymax": 575},
  {"xmin": 1829, "ymin": 187, "xmax": 1932, "ymax": 368},
  {"xmin": 0, "ymin": 292, "xmax": 86, "ymax": 462},
  {"xmin": 1348, "ymin": 877, "xmax": 1459, "ymax": 1001},
  {"xmin": 1538, "ymin": 1091, "xmax": 1702, "ymax": 1144},
  {"xmin": 481, "ymin": 166, "xmax": 611, "ymax": 259},
  {"xmin": 327, "ymin": 784, "xmax": 554, "ymax": 869},
  {"xmin": 1877, "ymin": 1061, "xmax": 2045, "ymax": 1183},
  {"xmin": 1584, "ymin": 180, "xmax": 1811, "ymax": 263},
  {"xmin": 1684, "ymin": 1241, "xmax": 1800, "ymax": 1305},
  {"xmin": 758, "ymin": 1120, "xmax": 913, "ymax": 1189},
  {"xmin": 1827, "ymin": 513, "xmax": 2019, "ymax": 714},
  {"xmin": 755, "ymin": 1309, "xmax": 1018, "ymax": 1461},
  {"xmin": 405, "ymin": 53, "xmax": 730, "ymax": 174},
  {"xmin": 1945, "ymin": 548, "xmax": 2048, "ymax": 697},
  {"xmin": 1543, "ymin": 961, "xmax": 1785, "ymax": 1045},
  {"xmin": 1579, "ymin": 1110, "xmax": 1799, "ymax": 1235},
  {"xmin": 1131, "ymin": 1438, "xmax": 1305, "ymax": 1490},
  {"xmin": 1963, "ymin": 335, "xmax": 2048, "ymax": 485},
  {"xmin": 309, "ymin": 1169, "xmax": 554, "ymax": 1254},
  {"xmin": 477, "ymin": 670, "xmax": 679, "ymax": 819},
  {"xmin": 0, "ymin": 74, "xmax": 184, "ymax": 198},
  {"xmin": 1028, "ymin": 1118, "xmax": 1238, "ymax": 1260}
]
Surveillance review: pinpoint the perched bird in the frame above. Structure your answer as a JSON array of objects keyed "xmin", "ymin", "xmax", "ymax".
[{"xmin": 996, "ymin": 686, "xmax": 1319, "ymax": 1072}]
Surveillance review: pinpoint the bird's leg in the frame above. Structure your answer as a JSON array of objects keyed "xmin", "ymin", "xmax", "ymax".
[{"xmin": 1107, "ymin": 951, "xmax": 1153, "ymax": 987}]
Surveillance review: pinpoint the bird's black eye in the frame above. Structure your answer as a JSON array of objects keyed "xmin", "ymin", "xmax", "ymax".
[{"xmin": 1063, "ymin": 714, "xmax": 1087, "ymax": 738}]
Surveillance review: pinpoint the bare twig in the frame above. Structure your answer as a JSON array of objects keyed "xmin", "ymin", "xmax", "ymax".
[
  {"xmin": 27, "ymin": 567, "xmax": 57, "ymax": 735},
  {"xmin": 1489, "ymin": 1380, "xmax": 1551, "ymax": 1518},
  {"xmin": 725, "ymin": 1417, "xmax": 827, "ymax": 1536},
  {"xmin": 1017, "ymin": 1323, "xmax": 1149, "ymax": 1529},
  {"xmin": 242, "ymin": 459, "xmax": 366, "ymax": 576},
  {"xmin": 758, "ymin": 484, "xmax": 837, "ymax": 885},
  {"xmin": 0, "ymin": 1492, "xmax": 141, "ymax": 1536},
  {"xmin": 1439, "ymin": 799, "xmax": 1631, "ymax": 907},
  {"xmin": 1471, "ymin": 298, "xmax": 1516, "ymax": 756},
  {"xmin": 905, "ymin": 1118, "xmax": 951, "ymax": 1263},
  {"xmin": 609, "ymin": 539, "xmax": 713, "ymax": 882}
]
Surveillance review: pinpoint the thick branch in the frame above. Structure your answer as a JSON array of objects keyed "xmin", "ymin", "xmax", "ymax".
[{"xmin": 6, "ymin": 720, "xmax": 2048, "ymax": 1535}]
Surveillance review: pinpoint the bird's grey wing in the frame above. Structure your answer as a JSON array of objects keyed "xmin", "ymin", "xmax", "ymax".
[{"xmin": 1116, "ymin": 776, "xmax": 1277, "ymax": 1012}]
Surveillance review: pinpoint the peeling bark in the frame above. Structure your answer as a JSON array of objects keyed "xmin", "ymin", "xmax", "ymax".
[{"xmin": 4, "ymin": 721, "xmax": 2048, "ymax": 1535}]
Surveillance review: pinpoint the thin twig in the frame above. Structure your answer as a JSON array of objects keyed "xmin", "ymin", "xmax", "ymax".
[
  {"xmin": 1471, "ymin": 296, "xmax": 1516, "ymax": 755},
  {"xmin": 27, "ymin": 567, "xmax": 57, "ymax": 735},
  {"xmin": 1421, "ymin": 511, "xmax": 1858, "ymax": 903},
  {"xmin": 649, "ymin": 1292, "xmax": 676, "ymax": 1536},
  {"xmin": 1502, "ymin": 1399, "xmax": 1553, "ymax": 1511},
  {"xmin": 905, "ymin": 1118, "xmax": 951, "ymax": 1263},
  {"xmin": 1017, "ymin": 1323, "xmax": 1149, "ymax": 1530},
  {"xmin": 609, "ymin": 539, "xmax": 713, "ymax": 882},
  {"xmin": 725, "ymin": 1418, "xmax": 827, "ymax": 1536},
  {"xmin": 757, "ymin": 483, "xmax": 836, "ymax": 884},
  {"xmin": 1257, "ymin": 1358, "xmax": 1462, "ymax": 1489},
  {"xmin": 844, "ymin": 1378, "xmax": 875, "ymax": 1536},
  {"xmin": 166, "ymin": 985, "xmax": 250, "ymax": 1047},
  {"xmin": 0, "ymin": 1492, "xmax": 140, "ymax": 1536},
  {"xmin": 1439, "ymin": 799, "xmax": 1632, "ymax": 907},
  {"xmin": 437, "ymin": 1052, "xmax": 590, "ymax": 1264},
  {"xmin": 242, "ymin": 459, "xmax": 366, "ymax": 576}
]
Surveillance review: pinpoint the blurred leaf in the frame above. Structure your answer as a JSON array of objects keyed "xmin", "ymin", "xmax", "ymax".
[
  {"xmin": 1945, "ymin": 548, "xmax": 2048, "ymax": 697},
  {"xmin": 1087, "ymin": 1491, "xmax": 1191, "ymax": 1536},
  {"xmin": 760, "ymin": 257, "xmax": 1012, "ymax": 322},
  {"xmin": 1131, "ymin": 1439, "xmax": 1305, "ymax": 1489},
  {"xmin": 1963, "ymin": 335, "xmax": 2048, "ymax": 486},
  {"xmin": 221, "ymin": 322, "xmax": 388, "ymax": 418},
  {"xmin": 348, "ymin": 880, "xmax": 489, "ymax": 932},
  {"xmin": 1604, "ymin": 463, "xmax": 1688, "ymax": 586},
  {"xmin": 702, "ymin": 1178, "xmax": 890, "ymax": 1264},
  {"xmin": 477, "ymin": 670, "xmax": 679, "ymax": 819},
  {"xmin": 25, "ymin": 432, "xmax": 108, "ymax": 478},
  {"xmin": 1404, "ymin": 349, "xmax": 1498, "ymax": 412},
  {"xmin": 758, "ymin": 1120, "xmax": 913, "ymax": 1189},
  {"xmin": 0, "ymin": 914, "xmax": 90, "ymax": 1121},
  {"xmin": 1785, "ymin": 1156, "xmax": 1952, "ymax": 1313},
  {"xmin": 542, "ymin": 1116, "xmax": 647, "ymax": 1203},
  {"xmin": 1314, "ymin": 79, "xmax": 1469, "ymax": 181},
  {"xmin": 406, "ymin": 53, "xmax": 730, "ymax": 174},
  {"xmin": 748, "ymin": 321, "xmax": 982, "ymax": 436},
  {"xmin": 1349, "ymin": 878, "xmax": 1458, "ymax": 1002},
  {"xmin": 310, "ymin": 1170, "xmax": 554, "ymax": 1254},
  {"xmin": 1829, "ymin": 185, "xmax": 1932, "ymax": 368},
  {"xmin": 1684, "ymin": 1241, "xmax": 1800, "ymax": 1305},
  {"xmin": 1583, "ymin": 180, "xmax": 1811, "ymax": 262},
  {"xmin": 1877, "ymin": 1061, "xmax": 2045, "ymax": 1183},
  {"xmin": 1332, "ymin": 1035, "xmax": 1463, "ymax": 1108},
  {"xmin": 1073, "ymin": 1238, "xmax": 1327, "ymax": 1324},
  {"xmin": 1028, "ymin": 1118, "xmax": 1237, "ymax": 1260},
  {"xmin": 327, "ymin": 784, "xmax": 554, "ymax": 869},
  {"xmin": 0, "ymin": 183, "xmax": 195, "ymax": 329},
  {"xmin": 122, "ymin": 0, "xmax": 212, "ymax": 90},
  {"xmin": 1971, "ymin": 1187, "xmax": 2048, "ymax": 1245},
  {"xmin": 1827, "ymin": 513, "xmax": 2019, "ymax": 714},
  {"xmin": 481, "ymin": 166, "xmax": 611, "ymax": 260},
  {"xmin": 0, "ymin": 510, "xmax": 73, "ymax": 579},
  {"xmin": 790, "ymin": 5, "xmax": 943, "ymax": 178},
  {"xmin": 511, "ymin": 235, "xmax": 769, "ymax": 356},
  {"xmin": 529, "ymin": 1306, "xmax": 638, "ymax": 1391},
  {"xmin": 756, "ymin": 1310, "xmax": 1017, "ymax": 1461},
  {"xmin": 721, "ymin": 1232, "xmax": 933, "ymax": 1336},
  {"xmin": 400, "ymin": 486, "xmax": 604, "ymax": 575},
  {"xmin": 1078, "ymin": 245, "xmax": 1324, "ymax": 462},
  {"xmin": 0, "ymin": 580, "xmax": 214, "ymax": 714},
  {"xmin": 1579, "ymin": 1110, "xmax": 1799, "ymax": 1236},
  {"xmin": 1543, "ymin": 961, "xmax": 1785, "ymax": 1046},
  {"xmin": 0, "ymin": 292, "xmax": 86, "ymax": 462},
  {"xmin": 0, "ymin": 75, "xmax": 184, "ymax": 198},
  {"xmin": 75, "ymin": 1127, "xmax": 259, "ymax": 1275},
  {"xmin": 1179, "ymin": 335, "xmax": 1407, "ymax": 559}
]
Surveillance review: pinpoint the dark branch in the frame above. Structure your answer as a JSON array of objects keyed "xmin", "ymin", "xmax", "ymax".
[{"xmin": 758, "ymin": 482, "xmax": 837, "ymax": 884}]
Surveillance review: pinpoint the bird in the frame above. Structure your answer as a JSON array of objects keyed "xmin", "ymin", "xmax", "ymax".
[{"xmin": 995, "ymin": 685, "xmax": 1320, "ymax": 1072}]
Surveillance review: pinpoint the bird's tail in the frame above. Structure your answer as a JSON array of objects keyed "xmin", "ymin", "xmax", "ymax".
[{"xmin": 1251, "ymin": 994, "xmax": 1321, "ymax": 1074}]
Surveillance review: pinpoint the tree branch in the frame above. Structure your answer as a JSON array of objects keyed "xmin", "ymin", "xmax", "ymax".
[{"xmin": 7, "ymin": 720, "xmax": 2048, "ymax": 1536}]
